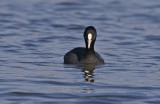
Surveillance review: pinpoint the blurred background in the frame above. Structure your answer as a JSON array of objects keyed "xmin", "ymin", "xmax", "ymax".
[{"xmin": 0, "ymin": 0, "xmax": 160, "ymax": 104}]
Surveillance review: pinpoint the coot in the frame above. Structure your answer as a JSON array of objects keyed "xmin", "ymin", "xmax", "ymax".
[{"xmin": 64, "ymin": 26, "xmax": 104, "ymax": 65}]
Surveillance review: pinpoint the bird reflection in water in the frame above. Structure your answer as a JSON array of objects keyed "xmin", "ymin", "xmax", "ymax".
[{"xmin": 82, "ymin": 64, "xmax": 96, "ymax": 82}]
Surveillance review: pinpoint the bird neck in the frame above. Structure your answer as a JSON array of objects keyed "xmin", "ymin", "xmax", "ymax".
[
  {"xmin": 85, "ymin": 47, "xmax": 95, "ymax": 54},
  {"xmin": 85, "ymin": 39, "xmax": 95, "ymax": 52}
]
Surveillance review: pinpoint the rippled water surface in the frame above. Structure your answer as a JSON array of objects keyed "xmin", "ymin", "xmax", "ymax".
[{"xmin": 0, "ymin": 0, "xmax": 160, "ymax": 104}]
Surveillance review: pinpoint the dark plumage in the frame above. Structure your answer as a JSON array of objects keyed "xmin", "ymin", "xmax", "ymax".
[{"xmin": 64, "ymin": 26, "xmax": 104, "ymax": 65}]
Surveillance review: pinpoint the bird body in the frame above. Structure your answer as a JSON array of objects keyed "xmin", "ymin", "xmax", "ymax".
[{"xmin": 64, "ymin": 26, "xmax": 104, "ymax": 65}]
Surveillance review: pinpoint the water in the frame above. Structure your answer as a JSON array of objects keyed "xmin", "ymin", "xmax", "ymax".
[{"xmin": 0, "ymin": 0, "xmax": 160, "ymax": 103}]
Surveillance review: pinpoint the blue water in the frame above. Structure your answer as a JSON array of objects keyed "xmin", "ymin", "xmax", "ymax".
[{"xmin": 0, "ymin": 0, "xmax": 160, "ymax": 104}]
